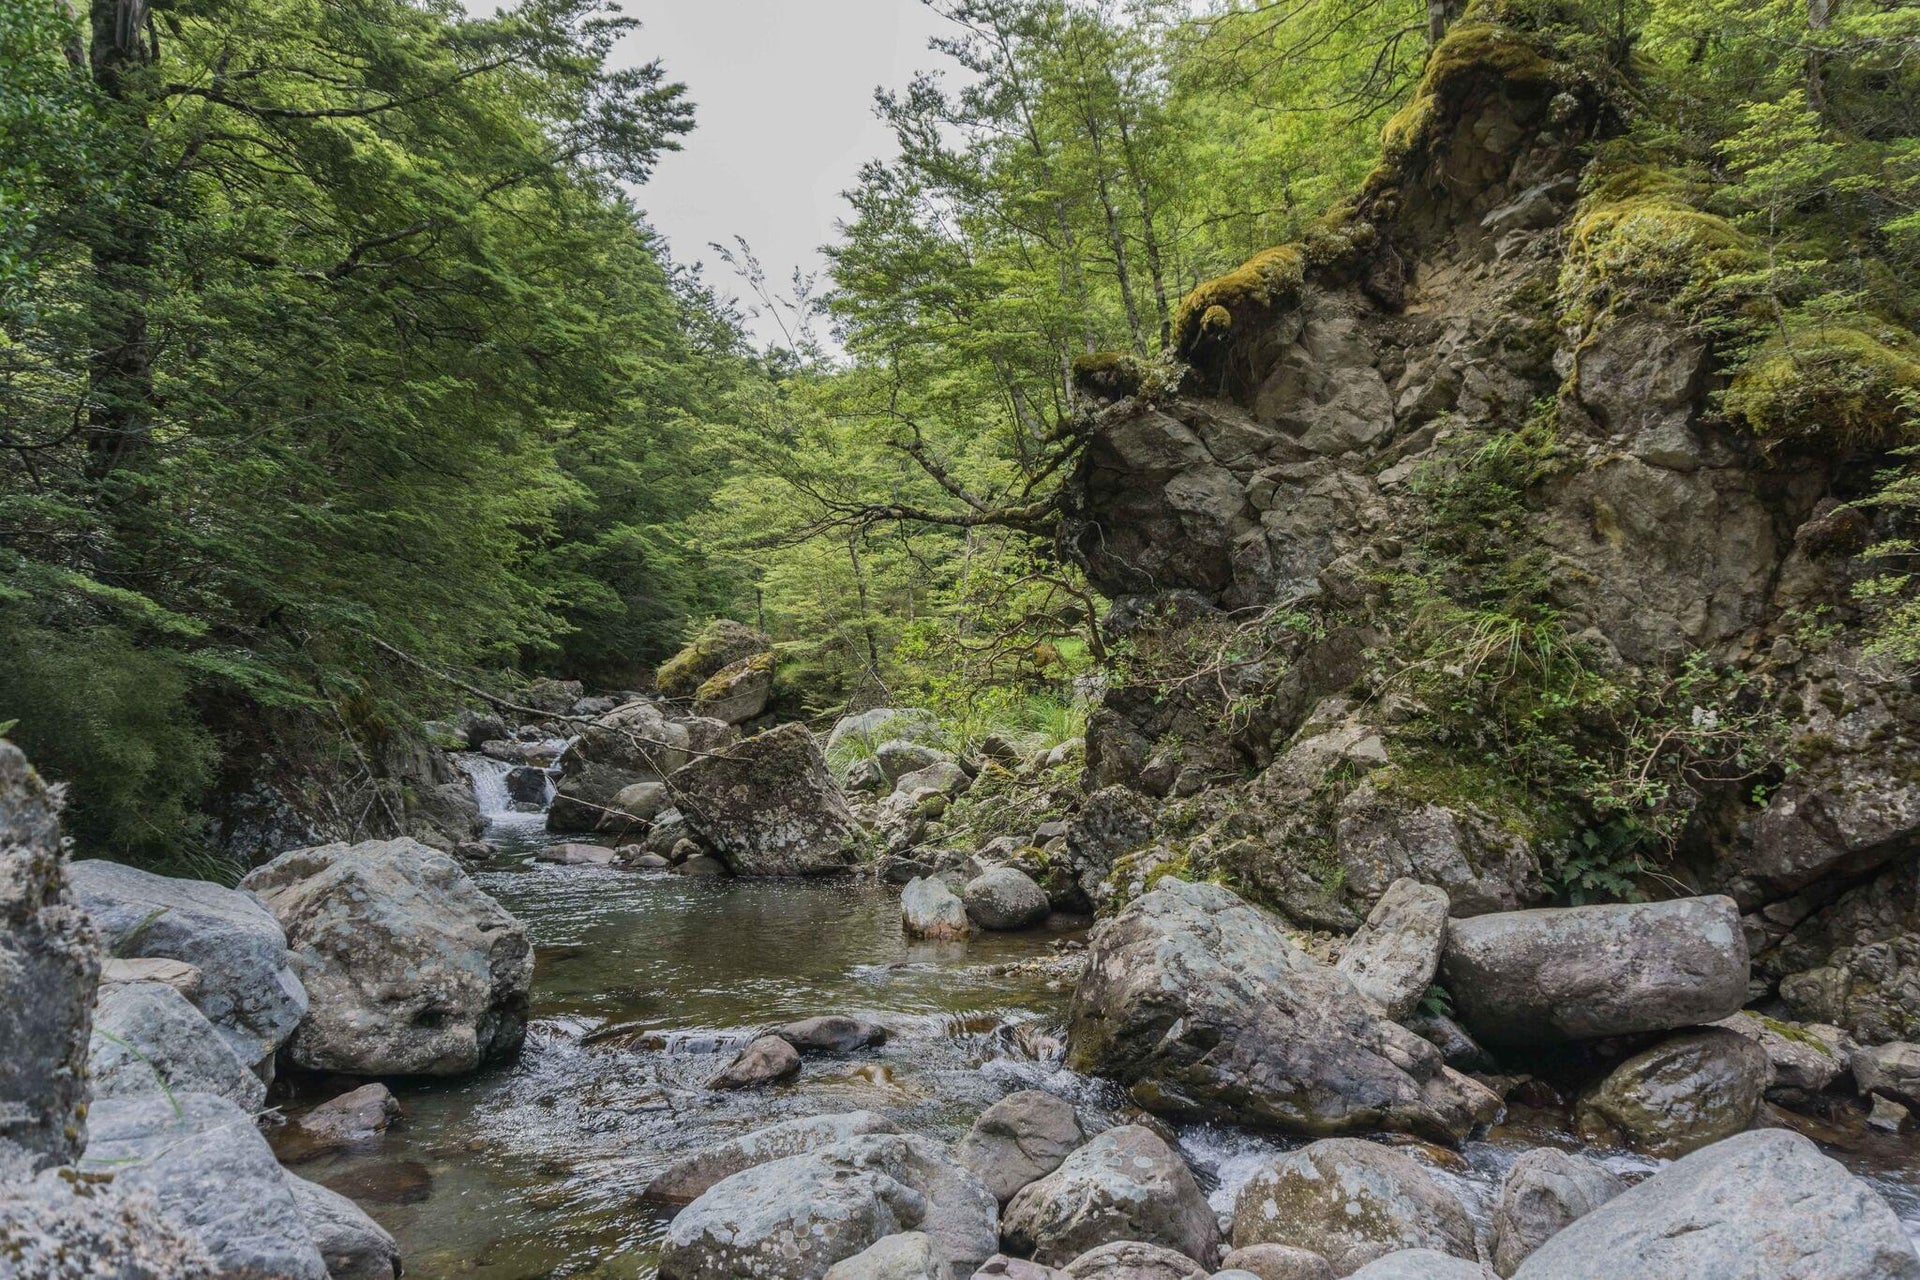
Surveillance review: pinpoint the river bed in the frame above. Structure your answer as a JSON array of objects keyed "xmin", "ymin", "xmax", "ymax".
[{"xmin": 274, "ymin": 796, "xmax": 1920, "ymax": 1278}]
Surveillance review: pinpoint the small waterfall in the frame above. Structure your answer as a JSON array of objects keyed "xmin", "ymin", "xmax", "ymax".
[
  {"xmin": 460, "ymin": 754, "xmax": 521, "ymax": 819},
  {"xmin": 457, "ymin": 740, "xmax": 574, "ymax": 842}
]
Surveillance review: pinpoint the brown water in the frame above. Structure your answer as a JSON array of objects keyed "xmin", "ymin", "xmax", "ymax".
[{"xmin": 275, "ymin": 811, "xmax": 1920, "ymax": 1278}]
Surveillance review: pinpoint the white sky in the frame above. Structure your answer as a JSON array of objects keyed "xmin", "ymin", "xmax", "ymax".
[{"xmin": 617, "ymin": 1, "xmax": 960, "ymax": 347}]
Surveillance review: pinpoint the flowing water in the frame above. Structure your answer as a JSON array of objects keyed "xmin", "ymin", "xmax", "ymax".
[{"xmin": 272, "ymin": 767, "xmax": 1920, "ymax": 1278}]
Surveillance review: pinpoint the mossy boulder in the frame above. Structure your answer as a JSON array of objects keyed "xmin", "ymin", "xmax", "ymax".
[
  {"xmin": 655, "ymin": 619, "xmax": 771, "ymax": 700},
  {"xmin": 1574, "ymin": 1028, "xmax": 1768, "ymax": 1158},
  {"xmin": 692, "ymin": 651, "xmax": 774, "ymax": 725},
  {"xmin": 1724, "ymin": 323, "xmax": 1920, "ymax": 452},
  {"xmin": 1171, "ymin": 245, "xmax": 1305, "ymax": 357},
  {"xmin": 1071, "ymin": 350, "xmax": 1148, "ymax": 401}
]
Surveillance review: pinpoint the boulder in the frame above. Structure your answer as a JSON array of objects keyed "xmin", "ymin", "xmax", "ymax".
[
  {"xmin": 1574, "ymin": 1028, "xmax": 1768, "ymax": 1157},
  {"xmin": 658, "ymin": 1133, "xmax": 998, "ymax": 1280},
  {"xmin": 1059, "ymin": 1241, "xmax": 1208, "ymax": 1279},
  {"xmin": 708, "ymin": 1034, "xmax": 802, "ymax": 1089},
  {"xmin": 956, "ymin": 1089, "xmax": 1085, "ymax": 1204},
  {"xmin": 519, "ymin": 677, "xmax": 584, "ymax": 713},
  {"xmin": 671, "ymin": 723, "xmax": 861, "ymax": 876},
  {"xmin": 879, "ymin": 762, "xmax": 972, "ymax": 851},
  {"xmin": 1345, "ymin": 1252, "xmax": 1487, "ymax": 1280},
  {"xmin": 657, "ymin": 620, "xmax": 772, "ymax": 699},
  {"xmin": 774, "ymin": 1015, "xmax": 890, "ymax": 1054},
  {"xmin": 975, "ymin": 1257, "xmax": 1062, "ymax": 1279},
  {"xmin": 1511, "ymin": 1129, "xmax": 1920, "ymax": 1279},
  {"xmin": 291, "ymin": 1083, "xmax": 402, "ymax": 1151},
  {"xmin": 964, "ymin": 868, "xmax": 1052, "ymax": 931},
  {"xmin": 81, "ymin": 1092, "xmax": 329, "ymax": 1279},
  {"xmin": 286, "ymin": 1175, "xmax": 401, "ymax": 1280},
  {"xmin": 0, "ymin": 743, "xmax": 100, "ymax": 1177},
  {"xmin": 678, "ymin": 854, "xmax": 729, "ymax": 877},
  {"xmin": 825, "ymin": 1232, "xmax": 953, "ymax": 1280},
  {"xmin": 505, "ymin": 764, "xmax": 551, "ymax": 806},
  {"xmin": 1218, "ymin": 1245, "xmax": 1335, "ymax": 1280},
  {"xmin": 1335, "ymin": 879, "xmax": 1449, "ymax": 1020},
  {"xmin": 537, "ymin": 841, "xmax": 618, "ymax": 866},
  {"xmin": 1439, "ymin": 897, "xmax": 1748, "ymax": 1047},
  {"xmin": 609, "ymin": 780, "xmax": 671, "ymax": 824},
  {"xmin": 240, "ymin": 838, "xmax": 532, "ymax": 1076},
  {"xmin": 1853, "ymin": 1041, "xmax": 1920, "ymax": 1110},
  {"xmin": 70, "ymin": 859, "xmax": 306, "ymax": 1072},
  {"xmin": 0, "ymin": 1166, "xmax": 214, "ymax": 1278},
  {"xmin": 1488, "ymin": 1149, "xmax": 1624, "ymax": 1277},
  {"xmin": 1334, "ymin": 782, "xmax": 1544, "ymax": 917},
  {"xmin": 904, "ymin": 877, "xmax": 971, "ymax": 940},
  {"xmin": 88, "ymin": 981, "xmax": 265, "ymax": 1112},
  {"xmin": 1059, "ymin": 787, "xmax": 1156, "ymax": 911},
  {"xmin": 694, "ymin": 653, "xmax": 775, "ymax": 725},
  {"xmin": 643, "ymin": 1111, "xmax": 904, "ymax": 1205},
  {"xmin": 877, "ymin": 740, "xmax": 952, "ymax": 782},
  {"xmin": 1002, "ymin": 1125, "xmax": 1218, "ymax": 1268},
  {"xmin": 1712, "ymin": 1011, "xmax": 1851, "ymax": 1096},
  {"xmin": 1229, "ymin": 1139, "xmax": 1473, "ymax": 1273},
  {"xmin": 1765, "ymin": 857, "xmax": 1920, "ymax": 1044},
  {"xmin": 1067, "ymin": 880, "xmax": 1499, "ymax": 1142}
]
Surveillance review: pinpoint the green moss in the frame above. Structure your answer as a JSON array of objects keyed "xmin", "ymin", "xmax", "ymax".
[
  {"xmin": 1558, "ymin": 166, "xmax": 1758, "ymax": 335},
  {"xmin": 1171, "ymin": 245, "xmax": 1305, "ymax": 356},
  {"xmin": 1071, "ymin": 350, "xmax": 1147, "ymax": 399},
  {"xmin": 1723, "ymin": 323, "xmax": 1920, "ymax": 452},
  {"xmin": 655, "ymin": 619, "xmax": 768, "ymax": 698},
  {"xmin": 1378, "ymin": 22, "xmax": 1558, "ymax": 166},
  {"xmin": 693, "ymin": 649, "xmax": 773, "ymax": 701}
]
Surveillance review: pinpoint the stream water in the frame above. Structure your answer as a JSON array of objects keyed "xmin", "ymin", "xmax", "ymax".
[{"xmin": 270, "ymin": 759, "xmax": 1920, "ymax": 1279}]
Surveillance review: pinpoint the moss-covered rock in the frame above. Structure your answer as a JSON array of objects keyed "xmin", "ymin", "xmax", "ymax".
[
  {"xmin": 1724, "ymin": 323, "xmax": 1920, "ymax": 452},
  {"xmin": 692, "ymin": 651, "xmax": 774, "ymax": 725},
  {"xmin": 1171, "ymin": 244, "xmax": 1305, "ymax": 357},
  {"xmin": 1071, "ymin": 350, "xmax": 1147, "ymax": 400},
  {"xmin": 1574, "ymin": 1027, "xmax": 1768, "ymax": 1157},
  {"xmin": 654, "ymin": 619, "xmax": 771, "ymax": 700}
]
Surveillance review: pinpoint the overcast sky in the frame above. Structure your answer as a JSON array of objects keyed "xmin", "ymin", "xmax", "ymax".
[{"xmin": 618, "ymin": 1, "xmax": 959, "ymax": 347}]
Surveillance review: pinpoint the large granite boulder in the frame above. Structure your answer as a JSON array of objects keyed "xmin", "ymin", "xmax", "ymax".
[
  {"xmin": 956, "ymin": 1090, "xmax": 1085, "ymax": 1204},
  {"xmin": 1001, "ymin": 1126, "xmax": 1218, "ymax": 1268},
  {"xmin": 1574, "ymin": 1028, "xmax": 1768, "ymax": 1157},
  {"xmin": 1067, "ymin": 880, "xmax": 1499, "ymax": 1141},
  {"xmin": 693, "ymin": 653, "xmax": 775, "ymax": 725},
  {"xmin": 88, "ymin": 981, "xmax": 265, "ymax": 1112},
  {"xmin": 656, "ymin": 619, "xmax": 772, "ymax": 700},
  {"xmin": 1218, "ymin": 1245, "xmax": 1335, "ymax": 1280},
  {"xmin": 1512, "ymin": 1129, "xmax": 1920, "ymax": 1279},
  {"xmin": 241, "ymin": 838, "xmax": 532, "ymax": 1075},
  {"xmin": 549, "ymin": 700, "xmax": 693, "ymax": 831},
  {"xmin": 964, "ymin": 867, "xmax": 1051, "ymax": 931},
  {"xmin": 80, "ymin": 1092, "xmax": 329, "ymax": 1279},
  {"xmin": 286, "ymin": 1175, "xmax": 401, "ymax": 1280},
  {"xmin": 903, "ymin": 876, "xmax": 971, "ymax": 940},
  {"xmin": 643, "ymin": 1112, "xmax": 903, "ymax": 1205},
  {"xmin": 658, "ymin": 1133, "xmax": 998, "ymax": 1280},
  {"xmin": 670, "ymin": 723, "xmax": 861, "ymax": 876},
  {"xmin": 1489, "ymin": 1149, "xmax": 1624, "ymax": 1277},
  {"xmin": 1229, "ymin": 1139, "xmax": 1474, "ymax": 1273},
  {"xmin": 0, "ymin": 1167, "xmax": 214, "ymax": 1279},
  {"xmin": 0, "ymin": 742, "xmax": 99, "ymax": 1177},
  {"xmin": 1335, "ymin": 879, "xmax": 1449, "ymax": 1020},
  {"xmin": 1439, "ymin": 897, "xmax": 1748, "ymax": 1047},
  {"xmin": 1060, "ymin": 1241, "xmax": 1208, "ymax": 1279},
  {"xmin": 69, "ymin": 859, "xmax": 306, "ymax": 1072}
]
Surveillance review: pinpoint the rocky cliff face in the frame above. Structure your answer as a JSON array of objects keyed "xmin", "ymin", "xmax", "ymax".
[{"xmin": 1056, "ymin": 14, "xmax": 1920, "ymax": 1046}]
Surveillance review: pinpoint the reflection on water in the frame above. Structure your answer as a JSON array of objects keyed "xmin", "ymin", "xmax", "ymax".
[{"xmin": 276, "ymin": 826, "xmax": 1920, "ymax": 1277}]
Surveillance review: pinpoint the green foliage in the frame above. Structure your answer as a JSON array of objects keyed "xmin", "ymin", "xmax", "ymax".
[{"xmin": 0, "ymin": 620, "xmax": 216, "ymax": 864}]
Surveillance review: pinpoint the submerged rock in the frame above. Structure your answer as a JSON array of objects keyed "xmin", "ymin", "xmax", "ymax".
[
  {"xmin": 1001, "ymin": 1125, "xmax": 1218, "ymax": 1268},
  {"xmin": 537, "ymin": 841, "xmax": 618, "ymax": 866},
  {"xmin": 774, "ymin": 1015, "xmax": 890, "ymax": 1053},
  {"xmin": 81, "ymin": 1092, "xmax": 329, "ymax": 1280},
  {"xmin": 70, "ymin": 858, "xmax": 307, "ymax": 1073},
  {"xmin": 671, "ymin": 723, "xmax": 861, "ymax": 876},
  {"xmin": 1067, "ymin": 880, "xmax": 1498, "ymax": 1142},
  {"xmin": 88, "ymin": 981, "xmax": 265, "ymax": 1112},
  {"xmin": 955, "ymin": 1089, "xmax": 1085, "ymax": 1204},
  {"xmin": 708, "ymin": 1034, "xmax": 802, "ymax": 1090},
  {"xmin": 1439, "ymin": 896, "xmax": 1748, "ymax": 1047},
  {"xmin": 286, "ymin": 1174, "xmax": 401, "ymax": 1280},
  {"xmin": 1489, "ymin": 1148, "xmax": 1624, "ymax": 1277},
  {"xmin": 290, "ymin": 1083, "xmax": 402, "ymax": 1152},
  {"xmin": 0, "ymin": 742, "xmax": 99, "ymax": 1177},
  {"xmin": 1229, "ymin": 1139, "xmax": 1473, "ymax": 1273},
  {"xmin": 241, "ymin": 838, "xmax": 532, "ymax": 1076},
  {"xmin": 1574, "ymin": 1028, "xmax": 1767, "ymax": 1157},
  {"xmin": 643, "ymin": 1111, "xmax": 903, "ymax": 1205},
  {"xmin": 1512, "ymin": 1129, "xmax": 1920, "ymax": 1279},
  {"xmin": 1334, "ymin": 878, "xmax": 1449, "ymax": 1020},
  {"xmin": 657, "ymin": 1133, "xmax": 997, "ymax": 1280}
]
